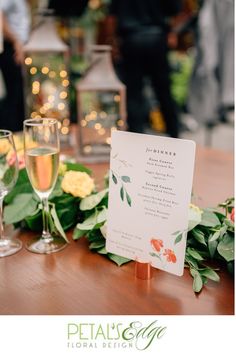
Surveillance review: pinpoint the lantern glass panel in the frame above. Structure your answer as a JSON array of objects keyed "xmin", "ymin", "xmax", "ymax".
[
  {"xmin": 79, "ymin": 90, "xmax": 124, "ymax": 155},
  {"xmin": 77, "ymin": 45, "xmax": 126, "ymax": 161}
]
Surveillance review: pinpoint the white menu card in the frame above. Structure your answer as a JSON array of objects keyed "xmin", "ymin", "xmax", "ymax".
[{"xmin": 106, "ymin": 131, "xmax": 196, "ymax": 276}]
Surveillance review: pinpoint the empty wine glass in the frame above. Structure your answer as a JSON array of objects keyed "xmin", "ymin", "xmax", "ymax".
[
  {"xmin": 23, "ymin": 118, "xmax": 67, "ymax": 254},
  {"xmin": 0, "ymin": 130, "xmax": 22, "ymax": 257}
]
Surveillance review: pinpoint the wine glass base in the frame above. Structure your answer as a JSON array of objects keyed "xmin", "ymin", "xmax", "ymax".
[
  {"xmin": 0, "ymin": 238, "xmax": 22, "ymax": 258},
  {"xmin": 26, "ymin": 237, "xmax": 67, "ymax": 254}
]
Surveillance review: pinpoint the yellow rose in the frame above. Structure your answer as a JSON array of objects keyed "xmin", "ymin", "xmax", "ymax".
[{"xmin": 61, "ymin": 171, "xmax": 95, "ymax": 198}]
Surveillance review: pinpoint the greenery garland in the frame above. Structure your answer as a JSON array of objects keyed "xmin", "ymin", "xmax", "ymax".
[
  {"xmin": 4, "ymin": 163, "xmax": 234, "ymax": 293},
  {"xmin": 73, "ymin": 187, "xmax": 234, "ymax": 293}
]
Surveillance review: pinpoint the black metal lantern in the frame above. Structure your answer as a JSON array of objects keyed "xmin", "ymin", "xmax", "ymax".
[{"xmin": 76, "ymin": 45, "xmax": 126, "ymax": 162}]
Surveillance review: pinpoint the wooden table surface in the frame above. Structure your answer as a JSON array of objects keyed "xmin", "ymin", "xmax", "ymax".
[{"xmin": 0, "ymin": 145, "xmax": 234, "ymax": 315}]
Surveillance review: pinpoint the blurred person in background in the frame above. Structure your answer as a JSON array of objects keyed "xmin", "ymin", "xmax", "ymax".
[
  {"xmin": 107, "ymin": 0, "xmax": 182, "ymax": 138},
  {"xmin": 0, "ymin": 0, "xmax": 30, "ymax": 131},
  {"xmin": 188, "ymin": 0, "xmax": 234, "ymax": 127}
]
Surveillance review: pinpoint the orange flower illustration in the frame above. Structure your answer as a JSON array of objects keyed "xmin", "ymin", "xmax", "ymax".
[
  {"xmin": 150, "ymin": 238, "xmax": 163, "ymax": 252},
  {"xmin": 163, "ymin": 249, "xmax": 177, "ymax": 263}
]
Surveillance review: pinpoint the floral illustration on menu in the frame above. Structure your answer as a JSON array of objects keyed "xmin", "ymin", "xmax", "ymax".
[
  {"xmin": 110, "ymin": 152, "xmax": 133, "ymax": 207},
  {"xmin": 111, "ymin": 170, "xmax": 132, "ymax": 207},
  {"xmin": 150, "ymin": 238, "xmax": 177, "ymax": 263}
]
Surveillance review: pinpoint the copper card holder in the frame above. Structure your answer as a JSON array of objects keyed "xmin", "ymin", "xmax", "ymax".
[{"xmin": 135, "ymin": 261, "xmax": 153, "ymax": 280}]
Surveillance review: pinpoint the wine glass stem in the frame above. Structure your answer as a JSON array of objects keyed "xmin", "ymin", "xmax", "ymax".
[
  {"xmin": 0, "ymin": 197, "xmax": 4, "ymax": 240},
  {"xmin": 41, "ymin": 197, "xmax": 53, "ymax": 242}
]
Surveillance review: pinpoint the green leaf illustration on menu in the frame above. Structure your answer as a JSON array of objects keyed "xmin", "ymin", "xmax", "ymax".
[
  {"xmin": 121, "ymin": 176, "xmax": 131, "ymax": 183},
  {"xmin": 111, "ymin": 170, "xmax": 132, "ymax": 207},
  {"xmin": 126, "ymin": 191, "xmax": 132, "ymax": 207},
  {"xmin": 120, "ymin": 186, "xmax": 124, "ymax": 201}
]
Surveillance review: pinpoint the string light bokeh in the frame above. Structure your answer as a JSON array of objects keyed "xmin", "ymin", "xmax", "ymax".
[{"xmin": 24, "ymin": 53, "xmax": 70, "ymax": 140}]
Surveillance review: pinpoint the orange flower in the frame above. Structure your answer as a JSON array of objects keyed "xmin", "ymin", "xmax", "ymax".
[
  {"xmin": 150, "ymin": 238, "xmax": 163, "ymax": 252},
  {"xmin": 163, "ymin": 249, "xmax": 177, "ymax": 263}
]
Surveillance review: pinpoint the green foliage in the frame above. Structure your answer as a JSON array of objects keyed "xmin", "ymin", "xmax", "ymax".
[
  {"xmin": 4, "ymin": 168, "xmax": 33, "ymax": 204},
  {"xmin": 3, "ymin": 164, "xmax": 234, "ymax": 286},
  {"xmin": 2, "ymin": 166, "xmax": 16, "ymax": 187},
  {"xmin": 200, "ymin": 209, "xmax": 221, "ymax": 227},
  {"xmin": 217, "ymin": 234, "xmax": 234, "ymax": 262},
  {"xmin": 64, "ymin": 162, "xmax": 91, "ymax": 175},
  {"xmin": 186, "ymin": 200, "xmax": 234, "ymax": 292},
  {"xmin": 4, "ymin": 194, "xmax": 38, "ymax": 224},
  {"xmin": 80, "ymin": 189, "xmax": 108, "ymax": 211},
  {"xmin": 3, "ymin": 163, "xmax": 89, "ymax": 243},
  {"xmin": 74, "ymin": 194, "xmax": 234, "ymax": 290}
]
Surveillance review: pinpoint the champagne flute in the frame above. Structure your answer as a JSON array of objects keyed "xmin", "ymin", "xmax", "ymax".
[
  {"xmin": 23, "ymin": 118, "xmax": 67, "ymax": 254},
  {"xmin": 0, "ymin": 130, "xmax": 22, "ymax": 257}
]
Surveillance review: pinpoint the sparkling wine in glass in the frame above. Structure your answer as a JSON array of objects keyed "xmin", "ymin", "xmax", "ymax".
[
  {"xmin": 24, "ymin": 118, "xmax": 67, "ymax": 254},
  {"xmin": 0, "ymin": 130, "xmax": 22, "ymax": 257}
]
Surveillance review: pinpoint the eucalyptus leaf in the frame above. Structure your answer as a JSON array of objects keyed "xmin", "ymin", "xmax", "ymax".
[
  {"xmin": 220, "ymin": 224, "xmax": 228, "ymax": 237},
  {"xmin": 77, "ymin": 215, "xmax": 96, "ymax": 230},
  {"xmin": 4, "ymin": 193, "xmax": 38, "ymax": 224},
  {"xmin": 73, "ymin": 228, "xmax": 86, "ymax": 240},
  {"xmin": 50, "ymin": 203, "xmax": 69, "ymax": 243},
  {"xmin": 209, "ymin": 230, "xmax": 221, "ymax": 243},
  {"xmin": 2, "ymin": 166, "xmax": 16, "ymax": 187},
  {"xmin": 187, "ymin": 247, "xmax": 204, "ymax": 261},
  {"xmin": 48, "ymin": 211, "xmax": 57, "ymax": 235},
  {"xmin": 217, "ymin": 234, "xmax": 234, "ymax": 262},
  {"xmin": 80, "ymin": 189, "xmax": 108, "ymax": 211},
  {"xmin": 199, "ymin": 269, "xmax": 220, "ymax": 282},
  {"xmin": 208, "ymin": 240, "xmax": 218, "ymax": 259},
  {"xmin": 207, "ymin": 208, "xmax": 227, "ymax": 223},
  {"xmin": 191, "ymin": 228, "xmax": 207, "ymax": 246},
  {"xmin": 97, "ymin": 247, "xmax": 108, "ymax": 255},
  {"xmin": 76, "ymin": 208, "xmax": 107, "ymax": 231},
  {"xmin": 200, "ymin": 210, "xmax": 220, "ymax": 227},
  {"xmin": 190, "ymin": 268, "xmax": 203, "ymax": 293},
  {"xmin": 4, "ymin": 169, "xmax": 33, "ymax": 204},
  {"xmin": 185, "ymin": 254, "xmax": 199, "ymax": 269},
  {"xmin": 97, "ymin": 207, "xmax": 107, "ymax": 223},
  {"xmin": 107, "ymin": 253, "xmax": 131, "ymax": 266}
]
